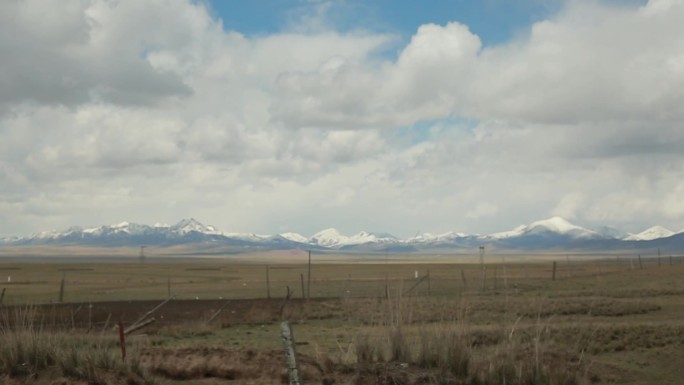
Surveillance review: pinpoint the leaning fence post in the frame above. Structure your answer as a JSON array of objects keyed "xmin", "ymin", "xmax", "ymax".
[
  {"xmin": 118, "ymin": 318, "xmax": 126, "ymax": 363},
  {"xmin": 280, "ymin": 321, "xmax": 302, "ymax": 385}
]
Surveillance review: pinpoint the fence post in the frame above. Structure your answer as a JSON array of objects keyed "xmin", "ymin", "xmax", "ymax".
[
  {"xmin": 658, "ymin": 248, "xmax": 661, "ymax": 267},
  {"xmin": 384, "ymin": 275, "xmax": 389, "ymax": 299},
  {"xmin": 58, "ymin": 273, "xmax": 66, "ymax": 303},
  {"xmin": 460, "ymin": 270, "xmax": 467, "ymax": 290},
  {"xmin": 638, "ymin": 254, "xmax": 643, "ymax": 269},
  {"xmin": 118, "ymin": 318, "xmax": 126, "ymax": 363},
  {"xmin": 502, "ymin": 257, "xmax": 508, "ymax": 291},
  {"xmin": 300, "ymin": 274, "xmax": 306, "ymax": 299},
  {"xmin": 280, "ymin": 321, "xmax": 302, "ymax": 385},
  {"xmin": 481, "ymin": 267, "xmax": 487, "ymax": 292},
  {"xmin": 279, "ymin": 286, "xmax": 291, "ymax": 319},
  {"xmin": 427, "ymin": 270, "xmax": 431, "ymax": 296},
  {"xmin": 266, "ymin": 266, "xmax": 271, "ymax": 299},
  {"xmin": 0, "ymin": 287, "xmax": 5, "ymax": 305},
  {"xmin": 552, "ymin": 261, "xmax": 557, "ymax": 281},
  {"xmin": 88, "ymin": 303, "xmax": 92, "ymax": 332},
  {"xmin": 307, "ymin": 250, "xmax": 312, "ymax": 300}
]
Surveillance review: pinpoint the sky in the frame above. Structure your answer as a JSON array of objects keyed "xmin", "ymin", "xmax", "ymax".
[{"xmin": 1, "ymin": 0, "xmax": 684, "ymax": 238}]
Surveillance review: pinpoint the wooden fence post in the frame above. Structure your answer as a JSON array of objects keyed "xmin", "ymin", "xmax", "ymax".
[
  {"xmin": 278, "ymin": 287, "xmax": 291, "ymax": 319},
  {"xmin": 481, "ymin": 267, "xmax": 487, "ymax": 292},
  {"xmin": 280, "ymin": 321, "xmax": 302, "ymax": 385},
  {"xmin": 502, "ymin": 257, "xmax": 508, "ymax": 291},
  {"xmin": 384, "ymin": 275, "xmax": 389, "ymax": 299},
  {"xmin": 427, "ymin": 270, "xmax": 431, "ymax": 296},
  {"xmin": 638, "ymin": 254, "xmax": 643, "ymax": 269},
  {"xmin": 552, "ymin": 261, "xmax": 557, "ymax": 281},
  {"xmin": 266, "ymin": 266, "xmax": 271, "ymax": 299},
  {"xmin": 307, "ymin": 251, "xmax": 312, "ymax": 300},
  {"xmin": 300, "ymin": 274, "xmax": 306, "ymax": 299},
  {"xmin": 658, "ymin": 248, "xmax": 661, "ymax": 267},
  {"xmin": 0, "ymin": 287, "xmax": 5, "ymax": 305},
  {"xmin": 118, "ymin": 318, "xmax": 126, "ymax": 363},
  {"xmin": 460, "ymin": 270, "xmax": 467, "ymax": 290},
  {"xmin": 58, "ymin": 273, "xmax": 65, "ymax": 303},
  {"xmin": 88, "ymin": 303, "xmax": 92, "ymax": 332}
]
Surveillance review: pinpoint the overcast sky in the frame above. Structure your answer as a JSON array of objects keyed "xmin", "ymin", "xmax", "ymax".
[{"xmin": 2, "ymin": 0, "xmax": 683, "ymax": 238}]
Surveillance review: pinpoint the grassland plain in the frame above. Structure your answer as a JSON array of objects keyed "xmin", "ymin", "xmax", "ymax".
[{"xmin": 0, "ymin": 252, "xmax": 683, "ymax": 384}]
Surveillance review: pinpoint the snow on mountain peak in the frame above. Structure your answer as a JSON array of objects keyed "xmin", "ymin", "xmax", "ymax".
[
  {"xmin": 346, "ymin": 231, "xmax": 397, "ymax": 246},
  {"xmin": 489, "ymin": 225, "xmax": 528, "ymax": 239},
  {"xmin": 6, "ymin": 216, "xmax": 684, "ymax": 250},
  {"xmin": 624, "ymin": 226, "xmax": 675, "ymax": 241},
  {"xmin": 489, "ymin": 217, "xmax": 598, "ymax": 239},
  {"xmin": 279, "ymin": 232, "xmax": 309, "ymax": 243},
  {"xmin": 529, "ymin": 217, "xmax": 582, "ymax": 233},
  {"xmin": 170, "ymin": 218, "xmax": 218, "ymax": 235},
  {"xmin": 310, "ymin": 228, "xmax": 349, "ymax": 247},
  {"xmin": 308, "ymin": 229, "xmax": 397, "ymax": 247}
]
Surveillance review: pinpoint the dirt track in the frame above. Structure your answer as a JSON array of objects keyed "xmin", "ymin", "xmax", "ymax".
[{"xmin": 2, "ymin": 297, "xmax": 333, "ymax": 331}]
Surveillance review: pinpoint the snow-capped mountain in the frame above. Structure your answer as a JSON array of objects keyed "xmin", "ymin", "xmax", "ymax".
[
  {"xmin": 407, "ymin": 231, "xmax": 469, "ymax": 244},
  {"xmin": 310, "ymin": 228, "xmax": 348, "ymax": 247},
  {"xmin": 279, "ymin": 232, "xmax": 309, "ymax": 243},
  {"xmin": 170, "ymin": 218, "xmax": 219, "ymax": 235},
  {"xmin": 344, "ymin": 231, "xmax": 398, "ymax": 247},
  {"xmin": 624, "ymin": 226, "xmax": 675, "ymax": 241},
  {"xmin": 308, "ymin": 229, "xmax": 398, "ymax": 248},
  {"xmin": 2, "ymin": 217, "xmax": 683, "ymax": 253},
  {"xmin": 487, "ymin": 217, "xmax": 600, "ymax": 240}
]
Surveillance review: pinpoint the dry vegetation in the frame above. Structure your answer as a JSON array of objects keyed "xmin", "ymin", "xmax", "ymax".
[{"xmin": 0, "ymin": 254, "xmax": 683, "ymax": 384}]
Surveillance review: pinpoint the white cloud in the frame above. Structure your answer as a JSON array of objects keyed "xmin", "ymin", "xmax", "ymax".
[
  {"xmin": 552, "ymin": 193, "xmax": 585, "ymax": 219},
  {"xmin": 1, "ymin": 0, "xmax": 684, "ymax": 238},
  {"xmin": 465, "ymin": 203, "xmax": 499, "ymax": 219}
]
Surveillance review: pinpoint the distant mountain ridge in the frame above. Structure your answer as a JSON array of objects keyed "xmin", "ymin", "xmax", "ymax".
[{"xmin": 2, "ymin": 216, "xmax": 684, "ymax": 253}]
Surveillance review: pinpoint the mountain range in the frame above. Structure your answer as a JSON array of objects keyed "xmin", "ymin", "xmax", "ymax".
[{"xmin": 2, "ymin": 216, "xmax": 684, "ymax": 254}]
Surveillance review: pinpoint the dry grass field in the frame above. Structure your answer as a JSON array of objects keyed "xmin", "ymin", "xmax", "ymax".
[{"xmin": 0, "ymin": 252, "xmax": 683, "ymax": 384}]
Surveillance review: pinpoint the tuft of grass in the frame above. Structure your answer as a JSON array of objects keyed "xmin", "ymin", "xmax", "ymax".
[
  {"xmin": 352, "ymin": 297, "xmax": 588, "ymax": 385},
  {"xmin": 0, "ymin": 306, "xmax": 154, "ymax": 384}
]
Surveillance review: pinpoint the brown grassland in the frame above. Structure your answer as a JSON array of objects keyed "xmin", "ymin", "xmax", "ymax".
[{"xmin": 0, "ymin": 251, "xmax": 682, "ymax": 384}]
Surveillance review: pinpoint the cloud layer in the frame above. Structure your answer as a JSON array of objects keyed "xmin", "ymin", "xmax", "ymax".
[{"xmin": 1, "ymin": 0, "xmax": 683, "ymax": 237}]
